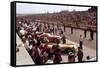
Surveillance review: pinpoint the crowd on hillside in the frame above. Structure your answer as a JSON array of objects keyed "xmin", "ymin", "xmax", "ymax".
[{"xmin": 18, "ymin": 7, "xmax": 96, "ymax": 28}]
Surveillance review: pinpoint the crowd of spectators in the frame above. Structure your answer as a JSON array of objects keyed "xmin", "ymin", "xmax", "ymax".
[
  {"xmin": 16, "ymin": 7, "xmax": 97, "ymax": 64},
  {"xmin": 17, "ymin": 7, "xmax": 96, "ymax": 29}
]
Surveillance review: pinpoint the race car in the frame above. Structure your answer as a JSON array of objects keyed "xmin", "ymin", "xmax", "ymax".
[{"xmin": 39, "ymin": 33, "xmax": 62, "ymax": 43}]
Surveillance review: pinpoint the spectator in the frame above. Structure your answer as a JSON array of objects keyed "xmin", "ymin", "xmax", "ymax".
[
  {"xmin": 71, "ymin": 27, "xmax": 73, "ymax": 34},
  {"xmin": 53, "ymin": 45, "xmax": 62, "ymax": 64},
  {"xmin": 84, "ymin": 29, "xmax": 87, "ymax": 38},
  {"xmin": 62, "ymin": 35, "xmax": 66, "ymax": 44},
  {"xmin": 90, "ymin": 30, "xmax": 94, "ymax": 40},
  {"xmin": 79, "ymin": 35, "xmax": 83, "ymax": 49},
  {"xmin": 77, "ymin": 47, "xmax": 83, "ymax": 62}
]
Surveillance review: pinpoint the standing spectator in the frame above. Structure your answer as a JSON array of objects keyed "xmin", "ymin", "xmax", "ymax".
[
  {"xmin": 53, "ymin": 45, "xmax": 62, "ymax": 64},
  {"xmin": 79, "ymin": 35, "xmax": 83, "ymax": 49},
  {"xmin": 19, "ymin": 28, "xmax": 26, "ymax": 38},
  {"xmin": 30, "ymin": 46, "xmax": 37, "ymax": 61},
  {"xmin": 34, "ymin": 40, "xmax": 41, "ymax": 65},
  {"xmin": 90, "ymin": 30, "xmax": 94, "ymax": 40},
  {"xmin": 77, "ymin": 47, "xmax": 83, "ymax": 62},
  {"xmin": 38, "ymin": 42, "xmax": 49, "ymax": 64},
  {"xmin": 84, "ymin": 29, "xmax": 87, "ymax": 38},
  {"xmin": 71, "ymin": 27, "xmax": 73, "ymax": 34},
  {"xmin": 60, "ymin": 29, "xmax": 63, "ymax": 35},
  {"xmin": 24, "ymin": 38, "xmax": 30, "ymax": 52},
  {"xmin": 62, "ymin": 35, "xmax": 66, "ymax": 44}
]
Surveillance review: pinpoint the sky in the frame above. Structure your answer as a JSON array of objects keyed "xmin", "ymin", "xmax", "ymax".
[{"xmin": 16, "ymin": 3, "xmax": 91, "ymax": 14}]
